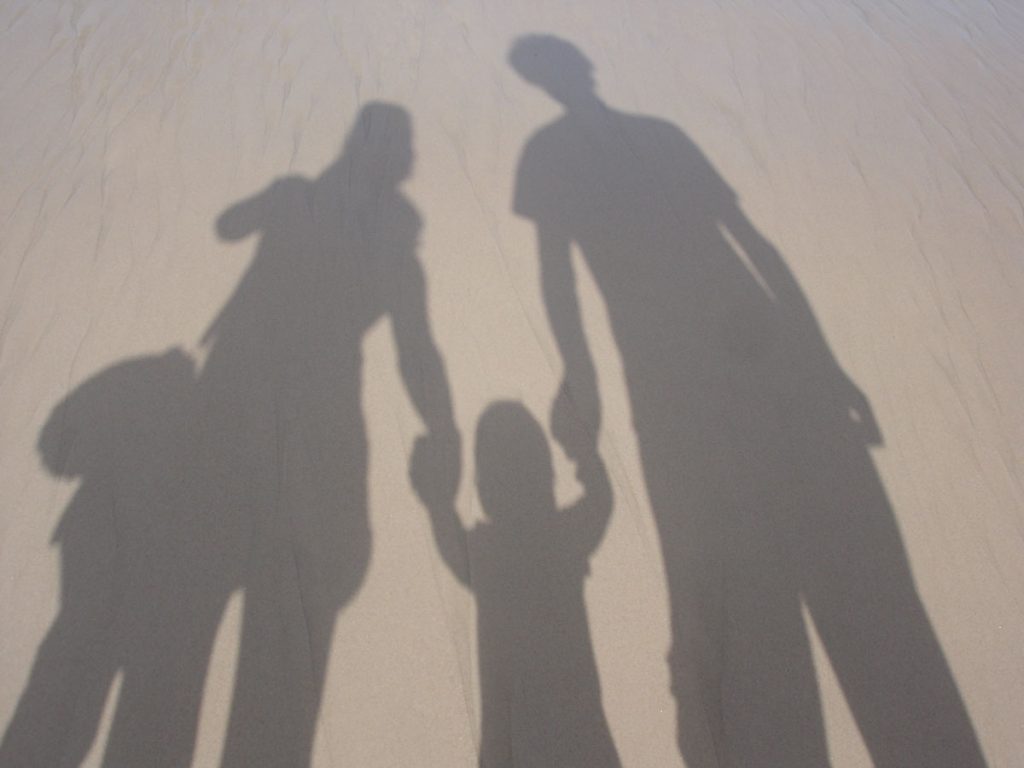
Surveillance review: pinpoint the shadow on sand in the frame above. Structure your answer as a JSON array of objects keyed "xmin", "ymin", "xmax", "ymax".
[
  {"xmin": 0, "ymin": 42, "xmax": 989, "ymax": 767},
  {"xmin": 413, "ymin": 400, "xmax": 618, "ymax": 767},
  {"xmin": 509, "ymin": 33, "xmax": 986, "ymax": 768},
  {"xmin": 0, "ymin": 102, "xmax": 459, "ymax": 768}
]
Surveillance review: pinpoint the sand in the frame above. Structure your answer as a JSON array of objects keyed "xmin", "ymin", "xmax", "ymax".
[{"xmin": 1, "ymin": 1, "xmax": 1022, "ymax": 766}]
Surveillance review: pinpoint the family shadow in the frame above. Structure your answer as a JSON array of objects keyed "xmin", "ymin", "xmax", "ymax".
[{"xmin": 1, "ymin": 35, "xmax": 987, "ymax": 768}]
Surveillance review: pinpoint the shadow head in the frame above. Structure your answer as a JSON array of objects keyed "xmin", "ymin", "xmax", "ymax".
[
  {"xmin": 38, "ymin": 349, "xmax": 195, "ymax": 478},
  {"xmin": 508, "ymin": 35, "xmax": 595, "ymax": 106},
  {"xmin": 475, "ymin": 401, "xmax": 555, "ymax": 523},
  {"xmin": 340, "ymin": 101, "xmax": 414, "ymax": 186}
]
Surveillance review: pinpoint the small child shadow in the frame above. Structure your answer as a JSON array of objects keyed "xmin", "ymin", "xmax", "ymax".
[{"xmin": 413, "ymin": 401, "xmax": 621, "ymax": 767}]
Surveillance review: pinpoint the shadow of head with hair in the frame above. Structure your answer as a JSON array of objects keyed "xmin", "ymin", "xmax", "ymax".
[
  {"xmin": 510, "ymin": 33, "xmax": 986, "ymax": 768},
  {"xmin": 412, "ymin": 401, "xmax": 619, "ymax": 767}
]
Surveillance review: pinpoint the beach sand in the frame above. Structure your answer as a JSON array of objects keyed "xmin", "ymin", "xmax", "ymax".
[{"xmin": 1, "ymin": 1, "xmax": 1022, "ymax": 765}]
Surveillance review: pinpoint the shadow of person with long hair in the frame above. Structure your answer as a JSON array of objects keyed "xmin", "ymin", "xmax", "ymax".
[
  {"xmin": 0, "ymin": 102, "xmax": 459, "ymax": 768},
  {"xmin": 412, "ymin": 401, "xmax": 619, "ymax": 767},
  {"xmin": 204, "ymin": 101, "xmax": 459, "ymax": 767},
  {"xmin": 509, "ymin": 34, "xmax": 986, "ymax": 767}
]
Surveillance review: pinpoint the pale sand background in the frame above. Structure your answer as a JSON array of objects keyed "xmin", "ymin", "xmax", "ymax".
[{"xmin": 1, "ymin": 1, "xmax": 1023, "ymax": 766}]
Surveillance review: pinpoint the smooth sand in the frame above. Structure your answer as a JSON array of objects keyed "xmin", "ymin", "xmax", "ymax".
[{"xmin": 1, "ymin": 1, "xmax": 1022, "ymax": 766}]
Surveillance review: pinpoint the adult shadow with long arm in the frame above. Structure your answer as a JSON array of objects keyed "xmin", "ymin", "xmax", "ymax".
[
  {"xmin": 0, "ymin": 102, "xmax": 459, "ymax": 768},
  {"xmin": 203, "ymin": 101, "xmax": 459, "ymax": 767},
  {"xmin": 510, "ymin": 35, "xmax": 986, "ymax": 767}
]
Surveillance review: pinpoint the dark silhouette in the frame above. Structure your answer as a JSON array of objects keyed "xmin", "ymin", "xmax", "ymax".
[
  {"xmin": 510, "ymin": 34, "xmax": 986, "ymax": 767},
  {"xmin": 412, "ymin": 401, "xmax": 619, "ymax": 767},
  {"xmin": 203, "ymin": 101, "xmax": 459, "ymax": 768},
  {"xmin": 0, "ymin": 350, "xmax": 226, "ymax": 767},
  {"xmin": 0, "ymin": 103, "xmax": 460, "ymax": 767}
]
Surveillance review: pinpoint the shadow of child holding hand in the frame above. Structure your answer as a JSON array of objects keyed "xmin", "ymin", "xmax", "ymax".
[{"xmin": 412, "ymin": 401, "xmax": 620, "ymax": 768}]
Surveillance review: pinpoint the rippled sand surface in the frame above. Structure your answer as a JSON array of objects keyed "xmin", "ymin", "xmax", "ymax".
[{"xmin": 2, "ymin": 2, "xmax": 1022, "ymax": 766}]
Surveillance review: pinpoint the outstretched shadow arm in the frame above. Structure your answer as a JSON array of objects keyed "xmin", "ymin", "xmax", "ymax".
[{"xmin": 216, "ymin": 183, "xmax": 275, "ymax": 241}]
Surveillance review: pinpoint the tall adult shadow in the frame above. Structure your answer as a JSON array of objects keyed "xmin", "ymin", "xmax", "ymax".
[
  {"xmin": 202, "ymin": 101, "xmax": 459, "ymax": 767},
  {"xmin": 510, "ymin": 35, "xmax": 986, "ymax": 767},
  {"xmin": 0, "ymin": 102, "xmax": 460, "ymax": 767}
]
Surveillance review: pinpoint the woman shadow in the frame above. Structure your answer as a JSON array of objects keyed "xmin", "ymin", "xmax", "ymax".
[
  {"xmin": 413, "ymin": 401, "xmax": 619, "ymax": 767},
  {"xmin": 200, "ymin": 100, "xmax": 459, "ymax": 768},
  {"xmin": 510, "ymin": 34, "xmax": 986, "ymax": 767},
  {"xmin": 0, "ymin": 102, "xmax": 460, "ymax": 767}
]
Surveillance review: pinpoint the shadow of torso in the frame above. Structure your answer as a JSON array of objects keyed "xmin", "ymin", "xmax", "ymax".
[{"xmin": 202, "ymin": 171, "xmax": 420, "ymax": 604}]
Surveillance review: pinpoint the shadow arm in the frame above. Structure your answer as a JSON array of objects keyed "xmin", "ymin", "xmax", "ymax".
[
  {"xmin": 391, "ymin": 256, "xmax": 458, "ymax": 439},
  {"xmin": 216, "ymin": 185, "xmax": 273, "ymax": 241},
  {"xmin": 562, "ymin": 445, "xmax": 613, "ymax": 556},
  {"xmin": 391, "ymin": 254, "xmax": 467, "ymax": 580},
  {"xmin": 721, "ymin": 206, "xmax": 881, "ymax": 443},
  {"xmin": 720, "ymin": 205, "xmax": 818, "ymax": 326},
  {"xmin": 538, "ymin": 225, "xmax": 601, "ymax": 454},
  {"xmin": 410, "ymin": 435, "xmax": 470, "ymax": 586}
]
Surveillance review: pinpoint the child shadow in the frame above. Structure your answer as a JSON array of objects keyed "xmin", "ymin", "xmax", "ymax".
[
  {"xmin": 0, "ymin": 350, "xmax": 234, "ymax": 768},
  {"xmin": 413, "ymin": 401, "xmax": 620, "ymax": 768}
]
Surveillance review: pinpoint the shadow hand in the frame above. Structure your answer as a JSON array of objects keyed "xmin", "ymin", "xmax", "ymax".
[
  {"xmin": 410, "ymin": 429, "xmax": 462, "ymax": 511},
  {"xmin": 551, "ymin": 378, "xmax": 599, "ymax": 462}
]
